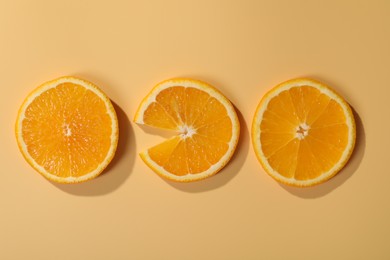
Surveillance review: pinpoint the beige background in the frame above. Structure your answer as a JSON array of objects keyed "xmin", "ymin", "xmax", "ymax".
[{"xmin": 1, "ymin": 0, "xmax": 389, "ymax": 259}]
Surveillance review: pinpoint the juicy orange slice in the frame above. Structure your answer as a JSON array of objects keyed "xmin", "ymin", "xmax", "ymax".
[
  {"xmin": 134, "ymin": 78, "xmax": 240, "ymax": 182},
  {"xmin": 15, "ymin": 76, "xmax": 119, "ymax": 183},
  {"xmin": 252, "ymin": 78, "xmax": 356, "ymax": 187}
]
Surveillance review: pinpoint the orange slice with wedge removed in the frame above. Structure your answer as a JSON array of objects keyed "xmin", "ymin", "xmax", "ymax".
[{"xmin": 134, "ymin": 78, "xmax": 240, "ymax": 182}]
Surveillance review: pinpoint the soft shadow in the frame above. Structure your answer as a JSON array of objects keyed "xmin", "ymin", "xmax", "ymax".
[
  {"xmin": 280, "ymin": 108, "xmax": 365, "ymax": 198},
  {"xmin": 165, "ymin": 108, "xmax": 249, "ymax": 193},
  {"xmin": 52, "ymin": 102, "xmax": 135, "ymax": 196}
]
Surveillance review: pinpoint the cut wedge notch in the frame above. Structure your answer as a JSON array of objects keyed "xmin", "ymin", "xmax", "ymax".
[
  {"xmin": 252, "ymin": 78, "xmax": 356, "ymax": 187},
  {"xmin": 15, "ymin": 76, "xmax": 119, "ymax": 183},
  {"xmin": 134, "ymin": 78, "xmax": 240, "ymax": 182}
]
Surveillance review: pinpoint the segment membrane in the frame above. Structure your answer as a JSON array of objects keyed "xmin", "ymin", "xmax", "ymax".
[
  {"xmin": 260, "ymin": 132, "xmax": 295, "ymax": 158},
  {"xmin": 155, "ymin": 86, "xmax": 186, "ymax": 125},
  {"xmin": 148, "ymin": 136, "xmax": 181, "ymax": 166},
  {"xmin": 192, "ymin": 96, "xmax": 228, "ymax": 128},
  {"xmin": 162, "ymin": 140, "xmax": 189, "ymax": 176},
  {"xmin": 190, "ymin": 134, "xmax": 229, "ymax": 166},
  {"xmin": 143, "ymin": 102, "xmax": 178, "ymax": 130},
  {"xmin": 185, "ymin": 87, "xmax": 211, "ymax": 126},
  {"xmin": 196, "ymin": 116, "xmax": 232, "ymax": 143},
  {"xmin": 294, "ymin": 139, "xmax": 323, "ymax": 180},
  {"xmin": 267, "ymin": 139, "xmax": 300, "ymax": 178},
  {"xmin": 311, "ymin": 99, "xmax": 346, "ymax": 128},
  {"xmin": 288, "ymin": 86, "xmax": 321, "ymax": 122}
]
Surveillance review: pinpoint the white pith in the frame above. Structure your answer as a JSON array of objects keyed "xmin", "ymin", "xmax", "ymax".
[
  {"xmin": 252, "ymin": 79, "xmax": 355, "ymax": 186},
  {"xmin": 64, "ymin": 123, "xmax": 72, "ymax": 137},
  {"xmin": 295, "ymin": 123, "xmax": 310, "ymax": 140},
  {"xmin": 16, "ymin": 77, "xmax": 118, "ymax": 183},
  {"xmin": 135, "ymin": 79, "xmax": 239, "ymax": 182},
  {"xmin": 179, "ymin": 125, "xmax": 196, "ymax": 139}
]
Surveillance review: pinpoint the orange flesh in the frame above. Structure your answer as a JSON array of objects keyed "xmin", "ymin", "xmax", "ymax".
[
  {"xmin": 259, "ymin": 86, "xmax": 348, "ymax": 180},
  {"xmin": 143, "ymin": 87, "xmax": 232, "ymax": 175},
  {"xmin": 22, "ymin": 83, "xmax": 112, "ymax": 177}
]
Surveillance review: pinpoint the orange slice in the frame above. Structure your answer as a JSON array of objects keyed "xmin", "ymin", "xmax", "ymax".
[
  {"xmin": 252, "ymin": 78, "xmax": 356, "ymax": 187},
  {"xmin": 134, "ymin": 78, "xmax": 240, "ymax": 182},
  {"xmin": 15, "ymin": 76, "xmax": 119, "ymax": 183}
]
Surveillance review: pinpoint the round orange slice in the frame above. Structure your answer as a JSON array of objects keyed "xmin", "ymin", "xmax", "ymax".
[
  {"xmin": 252, "ymin": 78, "xmax": 356, "ymax": 187},
  {"xmin": 134, "ymin": 78, "xmax": 240, "ymax": 182},
  {"xmin": 15, "ymin": 76, "xmax": 119, "ymax": 183}
]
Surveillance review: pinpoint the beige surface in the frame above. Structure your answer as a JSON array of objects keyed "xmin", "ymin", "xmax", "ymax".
[{"xmin": 1, "ymin": 0, "xmax": 389, "ymax": 259}]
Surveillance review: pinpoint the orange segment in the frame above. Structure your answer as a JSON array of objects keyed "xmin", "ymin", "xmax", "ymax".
[
  {"xmin": 192, "ymin": 96, "xmax": 228, "ymax": 127},
  {"xmin": 185, "ymin": 87, "xmax": 211, "ymax": 126},
  {"xmin": 260, "ymin": 132, "xmax": 295, "ymax": 158},
  {"xmin": 305, "ymin": 135, "xmax": 342, "ymax": 172},
  {"xmin": 267, "ymin": 139, "xmax": 300, "ymax": 179},
  {"xmin": 266, "ymin": 90, "xmax": 300, "ymax": 125},
  {"xmin": 294, "ymin": 139, "xmax": 323, "ymax": 181},
  {"xmin": 160, "ymin": 140, "xmax": 189, "ymax": 176},
  {"xmin": 190, "ymin": 134, "xmax": 230, "ymax": 165},
  {"xmin": 143, "ymin": 102, "xmax": 178, "ymax": 130},
  {"xmin": 252, "ymin": 78, "xmax": 356, "ymax": 187},
  {"xmin": 147, "ymin": 136, "xmax": 181, "ymax": 167},
  {"xmin": 155, "ymin": 86, "xmax": 186, "ymax": 125},
  {"xmin": 15, "ymin": 77, "xmax": 118, "ymax": 183},
  {"xmin": 135, "ymin": 78, "xmax": 240, "ymax": 182},
  {"xmin": 185, "ymin": 136, "xmax": 212, "ymax": 174},
  {"xmin": 306, "ymin": 93, "xmax": 331, "ymax": 125},
  {"xmin": 311, "ymin": 99, "xmax": 346, "ymax": 128},
  {"xmin": 261, "ymin": 109, "xmax": 296, "ymax": 133},
  {"xmin": 288, "ymin": 86, "xmax": 321, "ymax": 122},
  {"xmin": 196, "ymin": 117, "xmax": 233, "ymax": 142},
  {"xmin": 309, "ymin": 124, "xmax": 349, "ymax": 151}
]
